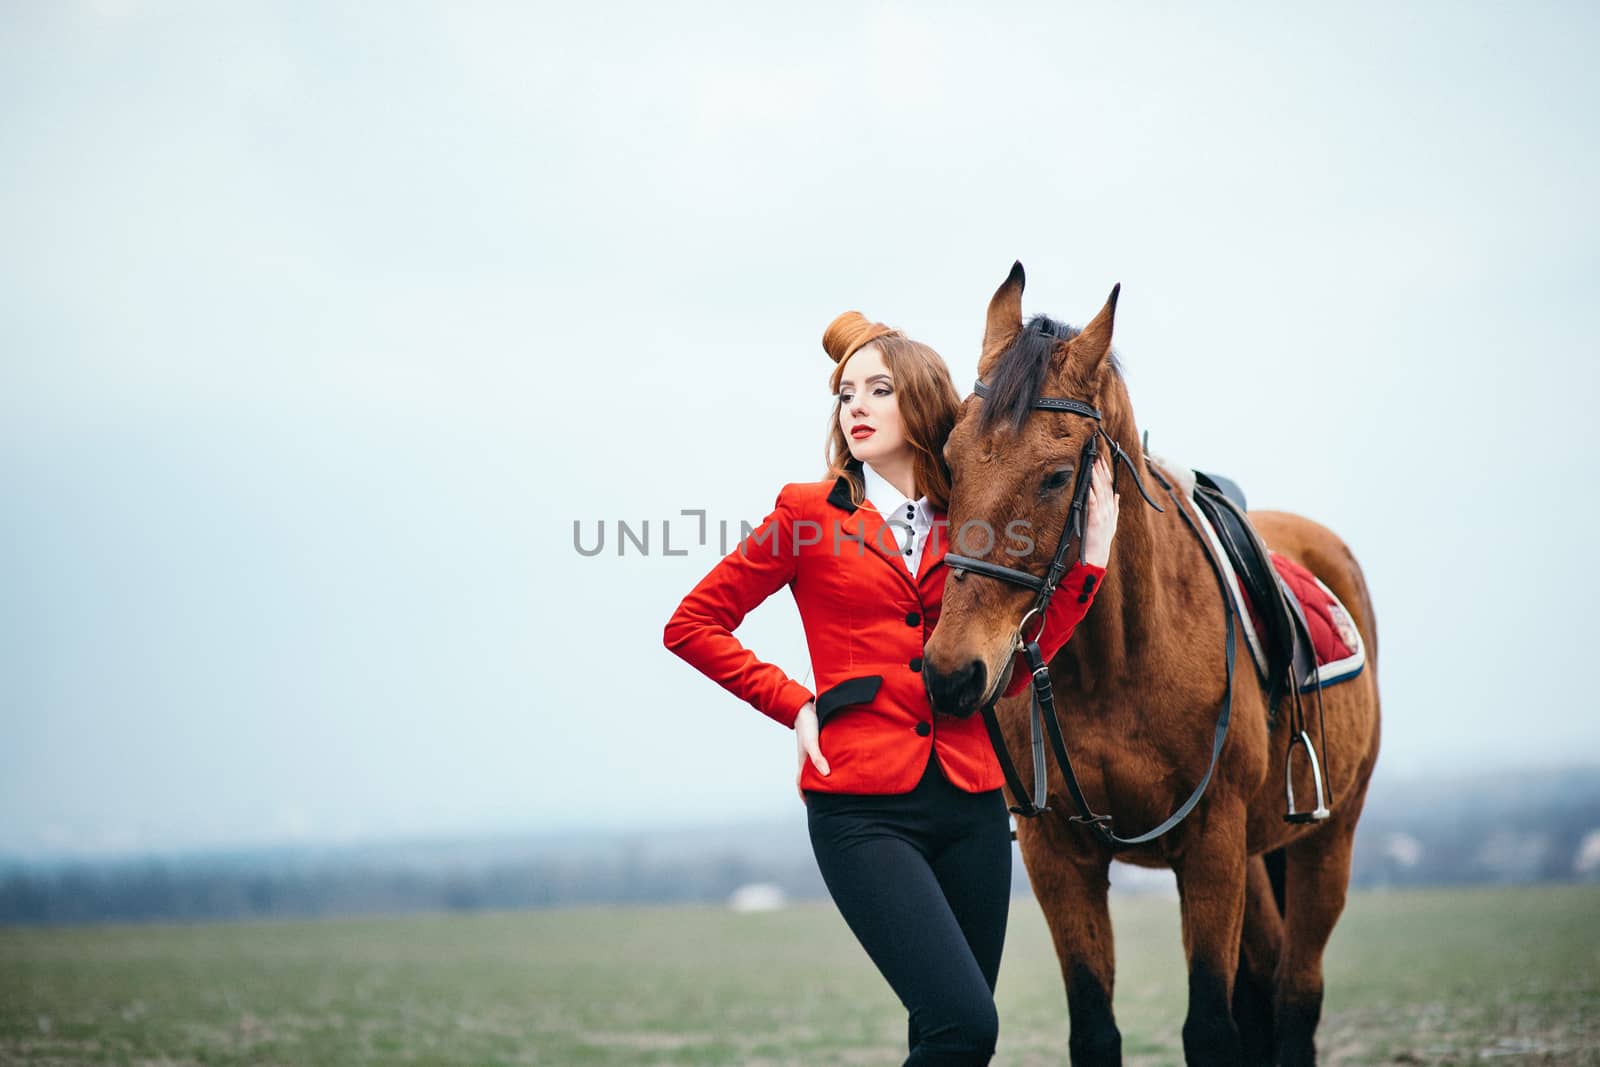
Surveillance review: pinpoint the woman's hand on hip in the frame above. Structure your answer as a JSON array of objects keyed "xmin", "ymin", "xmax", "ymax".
[
  {"xmin": 795, "ymin": 701, "xmax": 830, "ymax": 799},
  {"xmin": 1082, "ymin": 453, "xmax": 1121, "ymax": 569}
]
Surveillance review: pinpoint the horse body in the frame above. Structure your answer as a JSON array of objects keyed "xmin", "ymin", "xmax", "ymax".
[{"xmin": 923, "ymin": 265, "xmax": 1381, "ymax": 1066}]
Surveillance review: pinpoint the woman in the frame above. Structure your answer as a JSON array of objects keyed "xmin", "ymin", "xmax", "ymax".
[{"xmin": 663, "ymin": 311, "xmax": 1120, "ymax": 1065}]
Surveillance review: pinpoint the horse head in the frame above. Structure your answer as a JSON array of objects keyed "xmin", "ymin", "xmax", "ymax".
[{"xmin": 923, "ymin": 262, "xmax": 1127, "ymax": 717}]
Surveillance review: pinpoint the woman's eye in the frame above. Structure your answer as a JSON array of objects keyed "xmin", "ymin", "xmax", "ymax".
[
  {"xmin": 874, "ymin": 387, "xmax": 892, "ymax": 397},
  {"xmin": 839, "ymin": 394, "xmax": 853, "ymax": 404}
]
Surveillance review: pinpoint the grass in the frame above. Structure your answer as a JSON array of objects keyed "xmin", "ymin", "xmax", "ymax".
[{"xmin": 1, "ymin": 884, "xmax": 1595, "ymax": 1065}]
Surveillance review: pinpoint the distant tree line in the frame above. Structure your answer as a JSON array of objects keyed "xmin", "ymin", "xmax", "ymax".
[
  {"xmin": 4, "ymin": 769, "xmax": 1596, "ymax": 924},
  {"xmin": 0, "ymin": 851, "xmax": 829, "ymax": 924}
]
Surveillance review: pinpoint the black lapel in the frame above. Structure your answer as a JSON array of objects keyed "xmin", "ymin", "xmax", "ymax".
[{"xmin": 826, "ymin": 474, "xmax": 857, "ymax": 513}]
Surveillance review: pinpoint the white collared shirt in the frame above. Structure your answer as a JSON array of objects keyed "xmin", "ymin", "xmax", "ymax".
[{"xmin": 862, "ymin": 461, "xmax": 933, "ymax": 577}]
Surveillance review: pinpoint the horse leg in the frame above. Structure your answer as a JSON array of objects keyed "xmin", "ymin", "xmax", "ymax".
[
  {"xmin": 1172, "ymin": 807, "xmax": 1249, "ymax": 1066},
  {"xmin": 1233, "ymin": 852, "xmax": 1284, "ymax": 1066},
  {"xmin": 1017, "ymin": 821, "xmax": 1121, "ymax": 1065},
  {"xmin": 1274, "ymin": 815, "xmax": 1359, "ymax": 1067}
]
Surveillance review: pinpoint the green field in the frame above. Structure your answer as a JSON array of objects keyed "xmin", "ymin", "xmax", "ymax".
[{"xmin": 2, "ymin": 885, "xmax": 1595, "ymax": 1065}]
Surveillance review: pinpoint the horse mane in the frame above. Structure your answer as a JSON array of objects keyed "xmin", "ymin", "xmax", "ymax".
[{"xmin": 978, "ymin": 314, "xmax": 1125, "ymax": 435}]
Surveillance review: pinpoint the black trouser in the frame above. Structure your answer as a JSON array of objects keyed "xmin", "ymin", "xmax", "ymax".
[{"xmin": 805, "ymin": 750, "xmax": 1012, "ymax": 1066}]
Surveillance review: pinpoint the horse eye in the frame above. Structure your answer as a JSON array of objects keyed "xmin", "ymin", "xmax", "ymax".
[{"xmin": 1041, "ymin": 468, "xmax": 1073, "ymax": 493}]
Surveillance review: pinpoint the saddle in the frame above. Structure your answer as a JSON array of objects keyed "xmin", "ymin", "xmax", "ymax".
[
  {"xmin": 1187, "ymin": 471, "xmax": 1319, "ymax": 725},
  {"xmin": 1154, "ymin": 458, "xmax": 1338, "ymax": 823}
]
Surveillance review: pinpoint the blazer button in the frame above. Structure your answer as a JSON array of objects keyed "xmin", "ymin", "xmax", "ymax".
[
  {"xmin": 909, "ymin": 656, "xmax": 923, "ymax": 672},
  {"xmin": 915, "ymin": 722, "xmax": 931, "ymax": 737},
  {"xmin": 1077, "ymin": 593, "xmax": 1090, "ymax": 603},
  {"xmin": 905, "ymin": 611, "xmax": 921, "ymax": 627},
  {"xmin": 1083, "ymin": 574, "xmax": 1097, "ymax": 592}
]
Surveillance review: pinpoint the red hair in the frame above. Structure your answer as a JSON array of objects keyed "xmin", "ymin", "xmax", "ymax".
[{"xmin": 822, "ymin": 329, "xmax": 961, "ymax": 512}]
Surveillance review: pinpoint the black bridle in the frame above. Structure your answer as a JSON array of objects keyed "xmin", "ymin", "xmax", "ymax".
[
  {"xmin": 944, "ymin": 373, "xmax": 1240, "ymax": 851},
  {"xmin": 945, "ymin": 379, "xmax": 1166, "ymax": 655}
]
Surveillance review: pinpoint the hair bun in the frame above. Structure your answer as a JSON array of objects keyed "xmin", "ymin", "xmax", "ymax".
[{"xmin": 822, "ymin": 311, "xmax": 896, "ymax": 365}]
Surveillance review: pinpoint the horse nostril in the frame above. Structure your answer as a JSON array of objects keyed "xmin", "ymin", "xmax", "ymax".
[{"xmin": 926, "ymin": 658, "xmax": 987, "ymax": 717}]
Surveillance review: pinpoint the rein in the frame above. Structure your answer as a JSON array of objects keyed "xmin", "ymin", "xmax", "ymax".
[{"xmin": 945, "ymin": 376, "xmax": 1241, "ymax": 851}]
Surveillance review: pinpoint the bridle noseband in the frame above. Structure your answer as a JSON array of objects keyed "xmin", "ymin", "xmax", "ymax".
[{"xmin": 942, "ymin": 367, "xmax": 1240, "ymax": 851}]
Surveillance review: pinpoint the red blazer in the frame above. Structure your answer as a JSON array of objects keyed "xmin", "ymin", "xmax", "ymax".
[{"xmin": 663, "ymin": 471, "xmax": 1106, "ymax": 795}]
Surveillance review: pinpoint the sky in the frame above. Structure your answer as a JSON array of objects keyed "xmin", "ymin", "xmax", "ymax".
[{"xmin": 3, "ymin": 1, "xmax": 1597, "ymax": 859}]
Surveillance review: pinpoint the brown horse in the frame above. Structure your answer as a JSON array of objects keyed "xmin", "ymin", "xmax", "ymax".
[{"xmin": 923, "ymin": 264, "xmax": 1381, "ymax": 1066}]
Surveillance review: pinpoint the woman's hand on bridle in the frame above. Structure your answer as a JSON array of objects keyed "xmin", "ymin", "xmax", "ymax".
[
  {"xmin": 1082, "ymin": 453, "xmax": 1120, "ymax": 569},
  {"xmin": 795, "ymin": 701, "xmax": 830, "ymax": 799}
]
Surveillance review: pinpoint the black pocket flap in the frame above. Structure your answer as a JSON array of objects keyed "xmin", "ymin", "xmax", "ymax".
[{"xmin": 815, "ymin": 675, "xmax": 883, "ymax": 725}]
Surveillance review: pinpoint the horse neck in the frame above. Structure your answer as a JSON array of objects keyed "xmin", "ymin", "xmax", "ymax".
[{"xmin": 1069, "ymin": 391, "xmax": 1191, "ymax": 673}]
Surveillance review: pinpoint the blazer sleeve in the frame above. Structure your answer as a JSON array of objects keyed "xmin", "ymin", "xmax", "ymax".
[
  {"xmin": 662, "ymin": 484, "xmax": 815, "ymax": 729},
  {"xmin": 1001, "ymin": 559, "xmax": 1108, "ymax": 698}
]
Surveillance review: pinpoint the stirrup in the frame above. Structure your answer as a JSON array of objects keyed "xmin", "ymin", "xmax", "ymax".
[{"xmin": 1283, "ymin": 730, "xmax": 1331, "ymax": 824}]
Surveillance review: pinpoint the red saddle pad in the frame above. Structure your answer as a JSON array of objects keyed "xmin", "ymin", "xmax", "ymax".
[{"xmin": 1236, "ymin": 552, "xmax": 1366, "ymax": 690}]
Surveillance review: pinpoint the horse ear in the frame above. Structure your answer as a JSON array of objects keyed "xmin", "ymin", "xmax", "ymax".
[
  {"xmin": 1070, "ymin": 283, "xmax": 1120, "ymax": 375},
  {"xmin": 978, "ymin": 261, "xmax": 1025, "ymax": 378}
]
